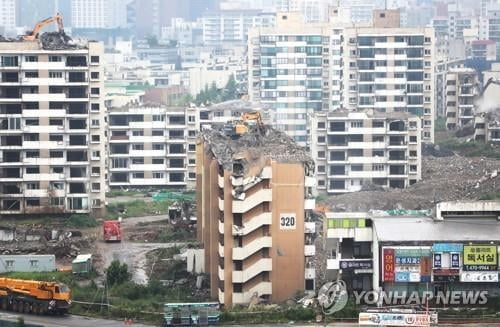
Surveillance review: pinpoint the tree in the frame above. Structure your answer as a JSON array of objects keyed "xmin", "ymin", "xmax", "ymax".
[
  {"xmin": 106, "ymin": 260, "xmax": 131, "ymax": 286},
  {"xmin": 223, "ymin": 74, "xmax": 238, "ymax": 101}
]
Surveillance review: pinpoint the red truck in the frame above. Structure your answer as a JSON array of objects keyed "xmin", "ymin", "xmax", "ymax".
[{"xmin": 103, "ymin": 220, "xmax": 122, "ymax": 242}]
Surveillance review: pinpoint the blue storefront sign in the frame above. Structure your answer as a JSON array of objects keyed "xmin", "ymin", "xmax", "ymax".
[
  {"xmin": 432, "ymin": 243, "xmax": 464, "ymax": 253},
  {"xmin": 395, "ymin": 272, "xmax": 410, "ymax": 282},
  {"xmin": 395, "ymin": 257, "xmax": 420, "ymax": 265},
  {"xmin": 451, "ymin": 253, "xmax": 460, "ymax": 268},
  {"xmin": 433, "ymin": 253, "xmax": 442, "ymax": 268}
]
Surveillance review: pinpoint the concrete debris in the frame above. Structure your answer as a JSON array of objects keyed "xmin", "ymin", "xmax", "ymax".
[
  {"xmin": 202, "ymin": 125, "xmax": 315, "ymax": 174},
  {"xmin": 321, "ymin": 155, "xmax": 500, "ymax": 212},
  {"xmin": 39, "ymin": 32, "xmax": 87, "ymax": 50}
]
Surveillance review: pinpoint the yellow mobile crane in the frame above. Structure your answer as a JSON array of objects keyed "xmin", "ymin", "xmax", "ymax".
[
  {"xmin": 0, "ymin": 278, "xmax": 71, "ymax": 314},
  {"xmin": 22, "ymin": 13, "xmax": 65, "ymax": 41}
]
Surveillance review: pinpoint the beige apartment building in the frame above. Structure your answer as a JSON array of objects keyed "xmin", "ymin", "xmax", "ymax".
[
  {"xmin": 197, "ymin": 126, "xmax": 316, "ymax": 307},
  {"xmin": 445, "ymin": 68, "xmax": 479, "ymax": 130},
  {"xmin": 0, "ymin": 39, "xmax": 106, "ymax": 217},
  {"xmin": 108, "ymin": 105, "xmax": 199, "ymax": 189},
  {"xmin": 310, "ymin": 109, "xmax": 422, "ymax": 193}
]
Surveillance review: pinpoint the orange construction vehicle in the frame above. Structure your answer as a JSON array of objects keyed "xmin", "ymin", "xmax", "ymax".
[
  {"xmin": 103, "ymin": 219, "xmax": 122, "ymax": 242},
  {"xmin": 22, "ymin": 13, "xmax": 64, "ymax": 41},
  {"xmin": 0, "ymin": 278, "xmax": 71, "ymax": 314}
]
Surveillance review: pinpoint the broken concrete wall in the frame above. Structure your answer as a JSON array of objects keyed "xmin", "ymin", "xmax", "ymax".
[{"xmin": 185, "ymin": 249, "xmax": 205, "ymax": 274}]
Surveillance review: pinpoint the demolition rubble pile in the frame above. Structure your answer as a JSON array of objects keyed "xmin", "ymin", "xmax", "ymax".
[
  {"xmin": 202, "ymin": 125, "xmax": 314, "ymax": 172},
  {"xmin": 0, "ymin": 226, "xmax": 93, "ymax": 259},
  {"xmin": 323, "ymin": 155, "xmax": 499, "ymax": 212},
  {"xmin": 0, "ymin": 31, "xmax": 88, "ymax": 50}
]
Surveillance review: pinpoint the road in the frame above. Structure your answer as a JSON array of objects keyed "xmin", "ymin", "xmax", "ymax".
[
  {"xmin": 0, "ymin": 311, "xmax": 152, "ymax": 327},
  {"xmin": 97, "ymin": 215, "xmax": 184, "ymax": 285}
]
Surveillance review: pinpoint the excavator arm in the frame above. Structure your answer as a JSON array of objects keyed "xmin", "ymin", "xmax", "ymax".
[{"xmin": 23, "ymin": 13, "xmax": 64, "ymax": 41}]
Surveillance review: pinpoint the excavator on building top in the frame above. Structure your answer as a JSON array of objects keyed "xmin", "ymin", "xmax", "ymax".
[
  {"xmin": 22, "ymin": 13, "xmax": 64, "ymax": 41},
  {"xmin": 225, "ymin": 110, "xmax": 265, "ymax": 138}
]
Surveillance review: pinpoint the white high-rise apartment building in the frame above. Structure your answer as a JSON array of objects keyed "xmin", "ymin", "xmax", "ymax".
[
  {"xmin": 275, "ymin": 0, "xmax": 334, "ymax": 22},
  {"xmin": 445, "ymin": 68, "xmax": 479, "ymax": 130},
  {"xmin": 310, "ymin": 109, "xmax": 422, "ymax": 193},
  {"xmin": 107, "ymin": 106, "xmax": 199, "ymax": 189},
  {"xmin": 71, "ymin": 0, "xmax": 128, "ymax": 29},
  {"xmin": 0, "ymin": 0, "xmax": 16, "ymax": 31},
  {"xmin": 249, "ymin": 9, "xmax": 436, "ymax": 145},
  {"xmin": 0, "ymin": 39, "xmax": 106, "ymax": 217}
]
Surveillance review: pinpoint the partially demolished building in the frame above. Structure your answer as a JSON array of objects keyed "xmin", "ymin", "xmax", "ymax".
[
  {"xmin": 197, "ymin": 125, "xmax": 316, "ymax": 307},
  {"xmin": 0, "ymin": 33, "xmax": 106, "ymax": 216}
]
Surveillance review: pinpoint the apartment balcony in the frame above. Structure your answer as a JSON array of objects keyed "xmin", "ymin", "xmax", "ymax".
[
  {"xmin": 305, "ymin": 176, "xmax": 316, "ymax": 187},
  {"xmin": 232, "ymin": 236, "xmax": 272, "ymax": 260},
  {"xmin": 22, "ymin": 109, "xmax": 66, "ymax": 118},
  {"xmin": 218, "ymin": 289, "xmax": 224, "ymax": 304},
  {"xmin": 218, "ymin": 242, "xmax": 224, "ymax": 258},
  {"xmin": 305, "ymin": 222, "xmax": 315, "ymax": 234},
  {"xmin": 232, "ymin": 189, "xmax": 272, "ymax": 214},
  {"xmin": 24, "ymin": 189, "xmax": 48, "ymax": 197},
  {"xmin": 218, "ymin": 219, "xmax": 224, "ymax": 234},
  {"xmin": 326, "ymin": 227, "xmax": 373, "ymax": 242},
  {"xmin": 305, "ymin": 267, "xmax": 316, "ymax": 279},
  {"xmin": 305, "ymin": 245, "xmax": 316, "ymax": 256},
  {"xmin": 232, "ymin": 258, "xmax": 272, "ymax": 283},
  {"xmin": 218, "ymin": 174, "xmax": 224, "ymax": 188},
  {"xmin": 304, "ymin": 198, "xmax": 315, "ymax": 210},
  {"xmin": 233, "ymin": 282, "xmax": 272, "ymax": 305},
  {"xmin": 327, "ymin": 258, "xmax": 340, "ymax": 270},
  {"xmin": 218, "ymin": 265, "xmax": 224, "ymax": 281},
  {"xmin": 232, "ymin": 212, "xmax": 272, "ymax": 236},
  {"xmin": 218, "ymin": 196, "xmax": 224, "ymax": 211},
  {"xmin": 347, "ymin": 171, "xmax": 387, "ymax": 178}
]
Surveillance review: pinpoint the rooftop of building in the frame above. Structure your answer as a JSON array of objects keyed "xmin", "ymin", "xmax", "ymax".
[
  {"xmin": 319, "ymin": 108, "xmax": 419, "ymax": 120},
  {"xmin": 373, "ymin": 217, "xmax": 500, "ymax": 242},
  {"xmin": 0, "ymin": 32, "xmax": 89, "ymax": 50},
  {"xmin": 200, "ymin": 125, "xmax": 314, "ymax": 172}
]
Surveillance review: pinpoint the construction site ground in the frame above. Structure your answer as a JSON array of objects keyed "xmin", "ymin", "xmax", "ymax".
[{"xmin": 320, "ymin": 153, "xmax": 499, "ymax": 212}]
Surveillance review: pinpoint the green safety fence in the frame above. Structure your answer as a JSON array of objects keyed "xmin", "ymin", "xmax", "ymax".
[{"xmin": 152, "ymin": 191, "xmax": 195, "ymax": 203}]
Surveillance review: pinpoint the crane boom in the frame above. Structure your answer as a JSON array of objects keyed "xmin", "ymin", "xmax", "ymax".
[{"xmin": 23, "ymin": 13, "xmax": 64, "ymax": 41}]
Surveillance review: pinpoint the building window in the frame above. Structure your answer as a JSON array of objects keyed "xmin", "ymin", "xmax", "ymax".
[
  {"xmin": 153, "ymin": 172, "xmax": 164, "ymax": 179},
  {"xmin": 132, "ymin": 130, "xmax": 144, "ymax": 136},
  {"xmin": 91, "ymin": 103, "xmax": 100, "ymax": 112},
  {"xmin": 91, "ymin": 119, "xmax": 99, "ymax": 127},
  {"xmin": 153, "ymin": 143, "xmax": 164, "ymax": 150},
  {"xmin": 91, "ymin": 88, "xmax": 100, "ymax": 95},
  {"xmin": 317, "ymin": 151, "xmax": 325, "ymax": 159},
  {"xmin": 25, "ymin": 71, "xmax": 38, "ymax": 78},
  {"xmin": 91, "ymin": 167, "xmax": 100, "ymax": 176},
  {"xmin": 92, "ymin": 151, "xmax": 100, "ymax": 159},
  {"xmin": 5, "ymin": 260, "xmax": 14, "ymax": 268},
  {"xmin": 188, "ymin": 172, "xmax": 196, "ymax": 179},
  {"xmin": 132, "ymin": 144, "xmax": 144, "ymax": 150},
  {"xmin": 49, "ymin": 55, "xmax": 62, "ymax": 62},
  {"xmin": 91, "ymin": 135, "xmax": 100, "ymax": 142},
  {"xmin": 132, "ymin": 172, "xmax": 144, "ymax": 179},
  {"xmin": 91, "ymin": 72, "xmax": 99, "ymax": 79},
  {"xmin": 153, "ymin": 115, "xmax": 165, "ymax": 121},
  {"xmin": 49, "ymin": 71, "xmax": 63, "ymax": 78},
  {"xmin": 372, "ymin": 164, "xmax": 384, "ymax": 171},
  {"xmin": 26, "ymin": 182, "xmax": 39, "ymax": 190},
  {"xmin": 91, "ymin": 56, "xmax": 100, "ymax": 63},
  {"xmin": 51, "ymin": 197, "xmax": 64, "ymax": 206},
  {"xmin": 351, "ymin": 121, "xmax": 363, "ymax": 128},
  {"xmin": 30, "ymin": 260, "xmax": 39, "ymax": 267},
  {"xmin": 132, "ymin": 158, "xmax": 144, "ymax": 165},
  {"xmin": 152, "ymin": 130, "xmax": 163, "ymax": 136},
  {"xmin": 25, "ymin": 56, "xmax": 38, "ymax": 62},
  {"xmin": 152, "ymin": 158, "xmax": 164, "ymax": 164},
  {"xmin": 91, "ymin": 183, "xmax": 100, "ymax": 191},
  {"xmin": 92, "ymin": 199, "xmax": 101, "ymax": 207}
]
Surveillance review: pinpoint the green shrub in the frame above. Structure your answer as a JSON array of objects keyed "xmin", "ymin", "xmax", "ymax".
[
  {"xmin": 65, "ymin": 214, "xmax": 98, "ymax": 228},
  {"xmin": 106, "ymin": 260, "xmax": 131, "ymax": 286}
]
